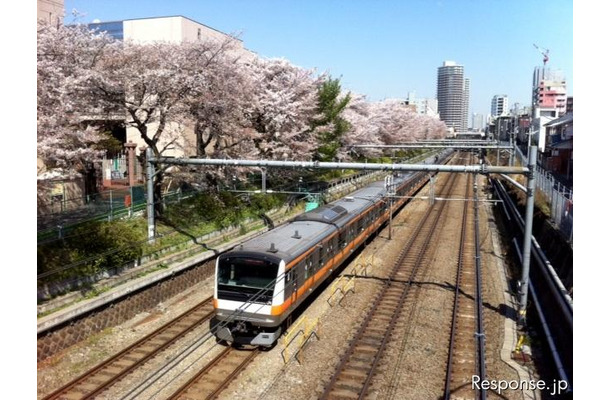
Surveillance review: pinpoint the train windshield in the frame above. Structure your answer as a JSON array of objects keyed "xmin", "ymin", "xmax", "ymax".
[{"xmin": 217, "ymin": 256, "xmax": 279, "ymax": 304}]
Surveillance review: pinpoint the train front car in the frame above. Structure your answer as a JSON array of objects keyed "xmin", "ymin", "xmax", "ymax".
[{"xmin": 212, "ymin": 250, "xmax": 286, "ymax": 347}]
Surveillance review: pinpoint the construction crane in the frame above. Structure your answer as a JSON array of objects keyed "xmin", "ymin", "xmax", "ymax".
[{"xmin": 533, "ymin": 43, "xmax": 550, "ymax": 66}]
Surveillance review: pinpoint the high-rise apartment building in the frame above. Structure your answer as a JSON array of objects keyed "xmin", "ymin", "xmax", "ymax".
[
  {"xmin": 463, "ymin": 78, "xmax": 470, "ymax": 131},
  {"xmin": 491, "ymin": 95, "xmax": 509, "ymax": 117},
  {"xmin": 437, "ymin": 61, "xmax": 469, "ymax": 133}
]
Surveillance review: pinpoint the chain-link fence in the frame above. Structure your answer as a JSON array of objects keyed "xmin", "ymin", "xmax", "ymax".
[
  {"xmin": 37, "ymin": 186, "xmax": 201, "ymax": 244},
  {"xmin": 37, "ymin": 186, "xmax": 145, "ymax": 241}
]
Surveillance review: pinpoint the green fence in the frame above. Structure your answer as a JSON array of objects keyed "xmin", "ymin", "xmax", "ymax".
[{"xmin": 37, "ymin": 186, "xmax": 194, "ymax": 243}]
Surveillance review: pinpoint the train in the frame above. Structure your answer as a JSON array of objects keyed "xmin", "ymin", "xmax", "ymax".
[{"xmin": 210, "ymin": 152, "xmax": 451, "ymax": 347}]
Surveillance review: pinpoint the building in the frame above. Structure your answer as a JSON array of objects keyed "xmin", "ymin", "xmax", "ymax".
[
  {"xmin": 531, "ymin": 107, "xmax": 561, "ymax": 152},
  {"xmin": 88, "ymin": 15, "xmax": 254, "ymax": 52},
  {"xmin": 471, "ymin": 113, "xmax": 486, "ymax": 131},
  {"xmin": 488, "ymin": 115, "xmax": 514, "ymax": 142},
  {"xmin": 566, "ymin": 96, "xmax": 573, "ymax": 114},
  {"xmin": 463, "ymin": 78, "xmax": 470, "ymax": 132},
  {"xmin": 87, "ymin": 16, "xmax": 257, "ymax": 161},
  {"xmin": 542, "ymin": 112, "xmax": 573, "ymax": 181},
  {"xmin": 515, "ymin": 114, "xmax": 532, "ymax": 144},
  {"xmin": 37, "ymin": 0, "xmax": 64, "ymax": 25},
  {"xmin": 532, "ymin": 66, "xmax": 567, "ymax": 116},
  {"xmin": 406, "ymin": 92, "xmax": 439, "ymax": 118},
  {"xmin": 491, "ymin": 95, "xmax": 509, "ymax": 117},
  {"xmin": 437, "ymin": 61, "xmax": 469, "ymax": 134}
]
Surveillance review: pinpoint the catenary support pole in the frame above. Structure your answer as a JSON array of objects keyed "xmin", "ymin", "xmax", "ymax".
[
  {"xmin": 508, "ymin": 132, "xmax": 515, "ymax": 167},
  {"xmin": 518, "ymin": 146, "xmax": 537, "ymax": 326},
  {"xmin": 146, "ymin": 147, "xmax": 156, "ymax": 243},
  {"xmin": 385, "ymin": 175, "xmax": 394, "ymax": 240}
]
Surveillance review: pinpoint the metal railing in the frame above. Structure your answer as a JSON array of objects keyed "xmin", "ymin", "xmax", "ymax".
[
  {"xmin": 515, "ymin": 146, "xmax": 573, "ymax": 243},
  {"xmin": 37, "ymin": 186, "xmax": 194, "ymax": 243}
]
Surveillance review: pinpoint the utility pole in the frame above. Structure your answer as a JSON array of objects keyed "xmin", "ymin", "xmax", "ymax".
[
  {"xmin": 429, "ymin": 174, "xmax": 436, "ymax": 205},
  {"xmin": 261, "ymin": 167, "xmax": 267, "ymax": 194},
  {"xmin": 146, "ymin": 147, "xmax": 156, "ymax": 243},
  {"xmin": 125, "ymin": 141, "xmax": 137, "ymax": 217},
  {"xmin": 385, "ymin": 175, "xmax": 395, "ymax": 240},
  {"xmin": 518, "ymin": 146, "xmax": 538, "ymax": 326},
  {"xmin": 508, "ymin": 130, "xmax": 515, "ymax": 167}
]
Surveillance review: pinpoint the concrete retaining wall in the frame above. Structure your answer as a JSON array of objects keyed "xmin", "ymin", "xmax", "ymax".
[{"xmin": 37, "ymin": 258, "xmax": 215, "ymax": 362}]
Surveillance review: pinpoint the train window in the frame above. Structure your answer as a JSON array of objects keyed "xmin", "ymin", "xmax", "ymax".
[
  {"xmin": 318, "ymin": 246, "xmax": 325, "ymax": 268},
  {"xmin": 339, "ymin": 230, "xmax": 347, "ymax": 248},
  {"xmin": 218, "ymin": 257, "xmax": 279, "ymax": 289},
  {"xmin": 285, "ymin": 270, "xmax": 292, "ymax": 283}
]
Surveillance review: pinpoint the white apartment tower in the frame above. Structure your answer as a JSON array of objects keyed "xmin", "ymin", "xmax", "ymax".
[
  {"xmin": 437, "ymin": 61, "xmax": 469, "ymax": 133},
  {"xmin": 491, "ymin": 95, "xmax": 509, "ymax": 117}
]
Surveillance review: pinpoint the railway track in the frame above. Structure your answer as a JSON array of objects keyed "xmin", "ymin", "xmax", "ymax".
[
  {"xmin": 42, "ymin": 296, "xmax": 215, "ymax": 400},
  {"xmin": 442, "ymin": 164, "xmax": 486, "ymax": 400},
  {"xmin": 320, "ymin": 155, "xmax": 463, "ymax": 399},
  {"xmin": 167, "ymin": 346, "xmax": 260, "ymax": 399}
]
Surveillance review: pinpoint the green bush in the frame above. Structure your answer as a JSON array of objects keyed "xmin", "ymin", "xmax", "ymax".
[
  {"xmin": 38, "ymin": 219, "xmax": 145, "ymax": 283},
  {"xmin": 38, "ymin": 191, "xmax": 290, "ymax": 286}
]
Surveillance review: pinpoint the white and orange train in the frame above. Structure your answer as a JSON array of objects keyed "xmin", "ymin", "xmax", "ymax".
[{"xmin": 211, "ymin": 156, "xmax": 446, "ymax": 346}]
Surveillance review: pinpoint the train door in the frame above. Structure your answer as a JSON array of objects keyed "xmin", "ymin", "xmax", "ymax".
[
  {"xmin": 318, "ymin": 244, "xmax": 325, "ymax": 272},
  {"xmin": 286, "ymin": 268, "xmax": 298, "ymax": 312}
]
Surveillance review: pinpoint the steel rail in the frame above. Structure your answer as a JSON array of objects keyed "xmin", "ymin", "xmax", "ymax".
[
  {"xmin": 168, "ymin": 347, "xmax": 260, "ymax": 399},
  {"xmin": 42, "ymin": 296, "xmax": 215, "ymax": 400},
  {"xmin": 474, "ymin": 173, "xmax": 487, "ymax": 400},
  {"xmin": 443, "ymin": 171, "xmax": 474, "ymax": 400},
  {"xmin": 320, "ymin": 154, "xmax": 462, "ymax": 399}
]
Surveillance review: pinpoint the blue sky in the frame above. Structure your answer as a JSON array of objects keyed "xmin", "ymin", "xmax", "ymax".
[{"xmin": 62, "ymin": 0, "xmax": 573, "ymax": 119}]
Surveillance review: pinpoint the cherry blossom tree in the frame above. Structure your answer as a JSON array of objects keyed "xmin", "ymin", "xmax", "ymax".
[
  {"xmin": 340, "ymin": 94, "xmax": 383, "ymax": 160},
  {"xmin": 340, "ymin": 97, "xmax": 446, "ymax": 160},
  {"xmin": 246, "ymin": 57, "xmax": 325, "ymax": 160},
  {"xmin": 37, "ymin": 20, "xmax": 116, "ymax": 172},
  {"xmin": 79, "ymin": 36, "xmax": 252, "ymax": 212},
  {"xmin": 186, "ymin": 42, "xmax": 257, "ymax": 160},
  {"xmin": 38, "ymin": 19, "xmax": 446, "ymax": 201}
]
